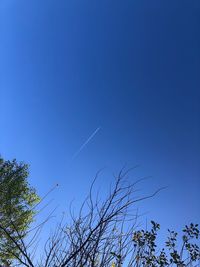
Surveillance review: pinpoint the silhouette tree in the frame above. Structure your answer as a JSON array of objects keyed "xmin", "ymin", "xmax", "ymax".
[{"xmin": 0, "ymin": 161, "xmax": 199, "ymax": 267}]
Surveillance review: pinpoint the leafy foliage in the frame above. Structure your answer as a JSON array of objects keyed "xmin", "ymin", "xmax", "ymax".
[
  {"xmin": 131, "ymin": 221, "xmax": 200, "ymax": 267},
  {"xmin": 0, "ymin": 157, "xmax": 40, "ymax": 265}
]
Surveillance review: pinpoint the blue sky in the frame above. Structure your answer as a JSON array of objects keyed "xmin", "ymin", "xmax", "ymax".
[{"xmin": 0, "ymin": 0, "xmax": 200, "ymax": 237}]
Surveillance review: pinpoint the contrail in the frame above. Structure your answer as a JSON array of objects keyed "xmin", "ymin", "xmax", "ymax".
[{"xmin": 71, "ymin": 127, "xmax": 101, "ymax": 160}]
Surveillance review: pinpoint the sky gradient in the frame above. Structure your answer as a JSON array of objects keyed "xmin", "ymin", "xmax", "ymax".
[{"xmin": 0, "ymin": 0, "xmax": 200, "ymax": 236}]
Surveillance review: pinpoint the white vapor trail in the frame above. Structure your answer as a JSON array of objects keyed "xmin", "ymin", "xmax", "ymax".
[{"xmin": 71, "ymin": 127, "xmax": 101, "ymax": 160}]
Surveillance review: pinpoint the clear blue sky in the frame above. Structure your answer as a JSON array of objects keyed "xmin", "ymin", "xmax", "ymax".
[{"xmin": 0, "ymin": 0, "xmax": 200, "ymax": 235}]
